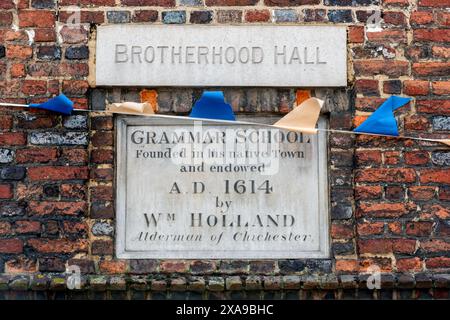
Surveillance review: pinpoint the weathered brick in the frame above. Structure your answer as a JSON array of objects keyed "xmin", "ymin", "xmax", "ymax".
[
  {"xmin": 28, "ymin": 239, "xmax": 88, "ymax": 253},
  {"xmin": 405, "ymin": 151, "xmax": 430, "ymax": 165},
  {"xmin": 355, "ymin": 168, "xmax": 416, "ymax": 183},
  {"xmin": 328, "ymin": 10, "xmax": 353, "ymax": 23},
  {"xmin": 133, "ymin": 10, "xmax": 158, "ymax": 23},
  {"xmin": 409, "ymin": 186, "xmax": 436, "ymax": 201},
  {"xmin": 6, "ymin": 45, "xmax": 33, "ymax": 60},
  {"xmin": 245, "ymin": 10, "xmax": 270, "ymax": 22},
  {"xmin": 216, "ymin": 10, "xmax": 242, "ymax": 23},
  {"xmin": 19, "ymin": 10, "xmax": 55, "ymax": 28},
  {"xmin": 0, "ymin": 239, "xmax": 23, "ymax": 254},
  {"xmin": 357, "ymin": 202, "xmax": 415, "ymax": 218},
  {"xmin": 403, "ymin": 80, "xmax": 430, "ymax": 96},
  {"xmin": 92, "ymin": 240, "xmax": 113, "ymax": 255},
  {"xmin": 29, "ymin": 201, "xmax": 86, "ymax": 216},
  {"xmin": 0, "ymin": 167, "xmax": 26, "ymax": 180},
  {"xmin": 190, "ymin": 11, "xmax": 213, "ymax": 24},
  {"xmin": 358, "ymin": 238, "xmax": 416, "ymax": 254},
  {"xmin": 0, "ymin": 148, "xmax": 14, "ymax": 163},
  {"xmin": 28, "ymin": 166, "xmax": 88, "ymax": 181},
  {"xmin": 413, "ymin": 62, "xmax": 450, "ymax": 77},
  {"xmin": 420, "ymin": 169, "xmax": 450, "ymax": 184},
  {"xmin": 354, "ymin": 60, "xmax": 409, "ymax": 77}
]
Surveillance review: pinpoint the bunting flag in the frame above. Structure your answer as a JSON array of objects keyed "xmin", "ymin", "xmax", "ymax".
[
  {"xmin": 106, "ymin": 102, "xmax": 154, "ymax": 116},
  {"xmin": 0, "ymin": 94, "xmax": 74, "ymax": 115},
  {"xmin": 0, "ymin": 92, "xmax": 448, "ymax": 146},
  {"xmin": 189, "ymin": 91, "xmax": 236, "ymax": 121},
  {"xmin": 354, "ymin": 96, "xmax": 411, "ymax": 136},
  {"xmin": 273, "ymin": 98, "xmax": 323, "ymax": 134}
]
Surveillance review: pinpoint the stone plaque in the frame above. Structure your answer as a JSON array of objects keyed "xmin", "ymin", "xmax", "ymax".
[
  {"xmin": 116, "ymin": 116, "xmax": 329, "ymax": 259},
  {"xmin": 96, "ymin": 25, "xmax": 347, "ymax": 87}
]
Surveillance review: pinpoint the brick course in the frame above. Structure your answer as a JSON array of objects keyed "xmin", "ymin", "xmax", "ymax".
[{"xmin": 0, "ymin": 0, "xmax": 448, "ymax": 297}]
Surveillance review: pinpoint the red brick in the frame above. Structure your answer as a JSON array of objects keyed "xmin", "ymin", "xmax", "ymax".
[
  {"xmin": 421, "ymin": 204, "xmax": 449, "ymax": 220},
  {"xmin": 360, "ymin": 258, "xmax": 393, "ymax": 273},
  {"xmin": 19, "ymin": 10, "xmax": 55, "ymax": 28},
  {"xmin": 62, "ymin": 80, "xmax": 89, "ymax": 96},
  {"xmin": 358, "ymin": 239, "xmax": 416, "ymax": 254},
  {"xmin": 331, "ymin": 222, "xmax": 353, "ymax": 239},
  {"xmin": 265, "ymin": 0, "xmax": 319, "ymax": 5},
  {"xmin": 384, "ymin": 151, "xmax": 400, "ymax": 165},
  {"xmin": 133, "ymin": 10, "xmax": 158, "ymax": 23},
  {"xmin": 121, "ymin": 0, "xmax": 175, "ymax": 5},
  {"xmin": 437, "ymin": 11, "xmax": 450, "ymax": 26},
  {"xmin": 92, "ymin": 239, "xmax": 113, "ymax": 255},
  {"xmin": 432, "ymin": 46, "xmax": 450, "ymax": 59},
  {"xmin": 21, "ymin": 80, "xmax": 47, "ymax": 95},
  {"xmin": 383, "ymin": 0, "xmax": 408, "ymax": 6},
  {"xmin": 420, "ymin": 239, "xmax": 450, "ymax": 252},
  {"xmin": 90, "ymin": 185, "xmax": 113, "ymax": 201},
  {"xmin": 28, "ymin": 201, "xmax": 86, "ymax": 216},
  {"xmin": 406, "ymin": 222, "xmax": 433, "ymax": 236},
  {"xmin": 34, "ymin": 29, "xmax": 56, "ymax": 42},
  {"xmin": 0, "ymin": 12, "xmax": 13, "ymax": 27},
  {"xmin": 0, "ymin": 184, "xmax": 13, "ymax": 199},
  {"xmin": 417, "ymin": 100, "xmax": 450, "ymax": 115},
  {"xmin": 414, "ymin": 29, "xmax": 450, "ymax": 42},
  {"xmin": 357, "ymin": 202, "xmax": 414, "ymax": 218},
  {"xmin": 0, "ymin": 239, "xmax": 23, "ymax": 253},
  {"xmin": 63, "ymin": 221, "xmax": 88, "ymax": 234},
  {"xmin": 367, "ymin": 30, "xmax": 406, "ymax": 43},
  {"xmin": 10, "ymin": 63, "xmax": 26, "ymax": 78},
  {"xmin": 404, "ymin": 115, "xmax": 429, "ymax": 131},
  {"xmin": 98, "ymin": 260, "xmax": 128, "ymax": 274},
  {"xmin": 0, "ymin": 132, "xmax": 27, "ymax": 146},
  {"xmin": 245, "ymin": 9, "xmax": 270, "ymax": 22},
  {"xmin": 91, "ymin": 131, "xmax": 113, "ymax": 147},
  {"xmin": 432, "ymin": 81, "xmax": 450, "ymax": 95},
  {"xmin": 28, "ymin": 239, "xmax": 88, "ymax": 253},
  {"xmin": 396, "ymin": 257, "xmax": 422, "ymax": 272},
  {"xmin": 357, "ymin": 221, "xmax": 384, "ymax": 236},
  {"xmin": 403, "ymin": 80, "xmax": 430, "ymax": 96},
  {"xmin": 426, "ymin": 257, "xmax": 450, "ymax": 269},
  {"xmin": 355, "ymin": 168, "xmax": 416, "ymax": 183},
  {"xmin": 60, "ymin": 184, "xmax": 86, "ymax": 199},
  {"xmin": 418, "ymin": 0, "xmax": 450, "ymax": 8},
  {"xmin": 91, "ymin": 149, "xmax": 113, "ymax": 164},
  {"xmin": 0, "ymin": 115, "xmax": 13, "ymax": 130},
  {"xmin": 388, "ymin": 221, "xmax": 402, "ymax": 235},
  {"xmin": 355, "ymin": 79, "xmax": 379, "ymax": 96},
  {"xmin": 28, "ymin": 166, "xmax": 88, "ymax": 181},
  {"xmin": 355, "ymin": 150, "xmax": 382, "ymax": 165},
  {"xmin": 405, "ymin": 150, "xmax": 430, "ymax": 165},
  {"xmin": 205, "ymin": 0, "xmax": 258, "ymax": 4},
  {"xmin": 160, "ymin": 260, "xmax": 189, "ymax": 273},
  {"xmin": 0, "ymin": 0, "xmax": 14, "ymax": 9},
  {"xmin": 335, "ymin": 259, "xmax": 359, "ymax": 273},
  {"xmin": 60, "ymin": 148, "xmax": 88, "ymax": 164},
  {"xmin": 14, "ymin": 220, "xmax": 40, "ymax": 234},
  {"xmin": 348, "ymin": 26, "xmax": 364, "ymax": 43},
  {"xmin": 5, "ymin": 257, "xmax": 37, "ymax": 273},
  {"xmin": 16, "ymin": 183, "xmax": 43, "ymax": 201},
  {"xmin": 16, "ymin": 148, "xmax": 58, "ymax": 164},
  {"xmin": 59, "ymin": 11, "xmax": 105, "ymax": 24},
  {"xmin": 410, "ymin": 11, "xmax": 433, "ymax": 25},
  {"xmin": 420, "ymin": 169, "xmax": 450, "ymax": 184},
  {"xmin": 354, "ymin": 60, "xmax": 409, "ymax": 77},
  {"xmin": 59, "ymin": 0, "xmax": 115, "ymax": 5},
  {"xmin": 409, "ymin": 186, "xmax": 435, "ymax": 201},
  {"xmin": 413, "ymin": 62, "xmax": 450, "ymax": 77},
  {"xmin": 6, "ymin": 45, "xmax": 33, "ymax": 60},
  {"xmin": 355, "ymin": 186, "xmax": 382, "ymax": 200}
]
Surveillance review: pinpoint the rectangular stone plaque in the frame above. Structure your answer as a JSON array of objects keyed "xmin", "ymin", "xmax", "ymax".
[
  {"xmin": 96, "ymin": 25, "xmax": 347, "ymax": 87},
  {"xmin": 116, "ymin": 116, "xmax": 329, "ymax": 259}
]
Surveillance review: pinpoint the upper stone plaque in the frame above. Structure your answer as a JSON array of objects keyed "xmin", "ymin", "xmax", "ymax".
[{"xmin": 96, "ymin": 25, "xmax": 347, "ymax": 87}]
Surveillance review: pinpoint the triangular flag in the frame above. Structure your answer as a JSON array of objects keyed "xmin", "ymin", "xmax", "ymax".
[
  {"xmin": 106, "ymin": 102, "xmax": 154, "ymax": 115},
  {"xmin": 28, "ymin": 94, "xmax": 74, "ymax": 115},
  {"xmin": 189, "ymin": 91, "xmax": 235, "ymax": 121},
  {"xmin": 354, "ymin": 96, "xmax": 411, "ymax": 136},
  {"xmin": 273, "ymin": 98, "xmax": 323, "ymax": 134}
]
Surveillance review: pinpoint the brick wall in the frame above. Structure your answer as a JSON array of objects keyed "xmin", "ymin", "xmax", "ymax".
[{"xmin": 0, "ymin": 0, "xmax": 449, "ymax": 298}]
